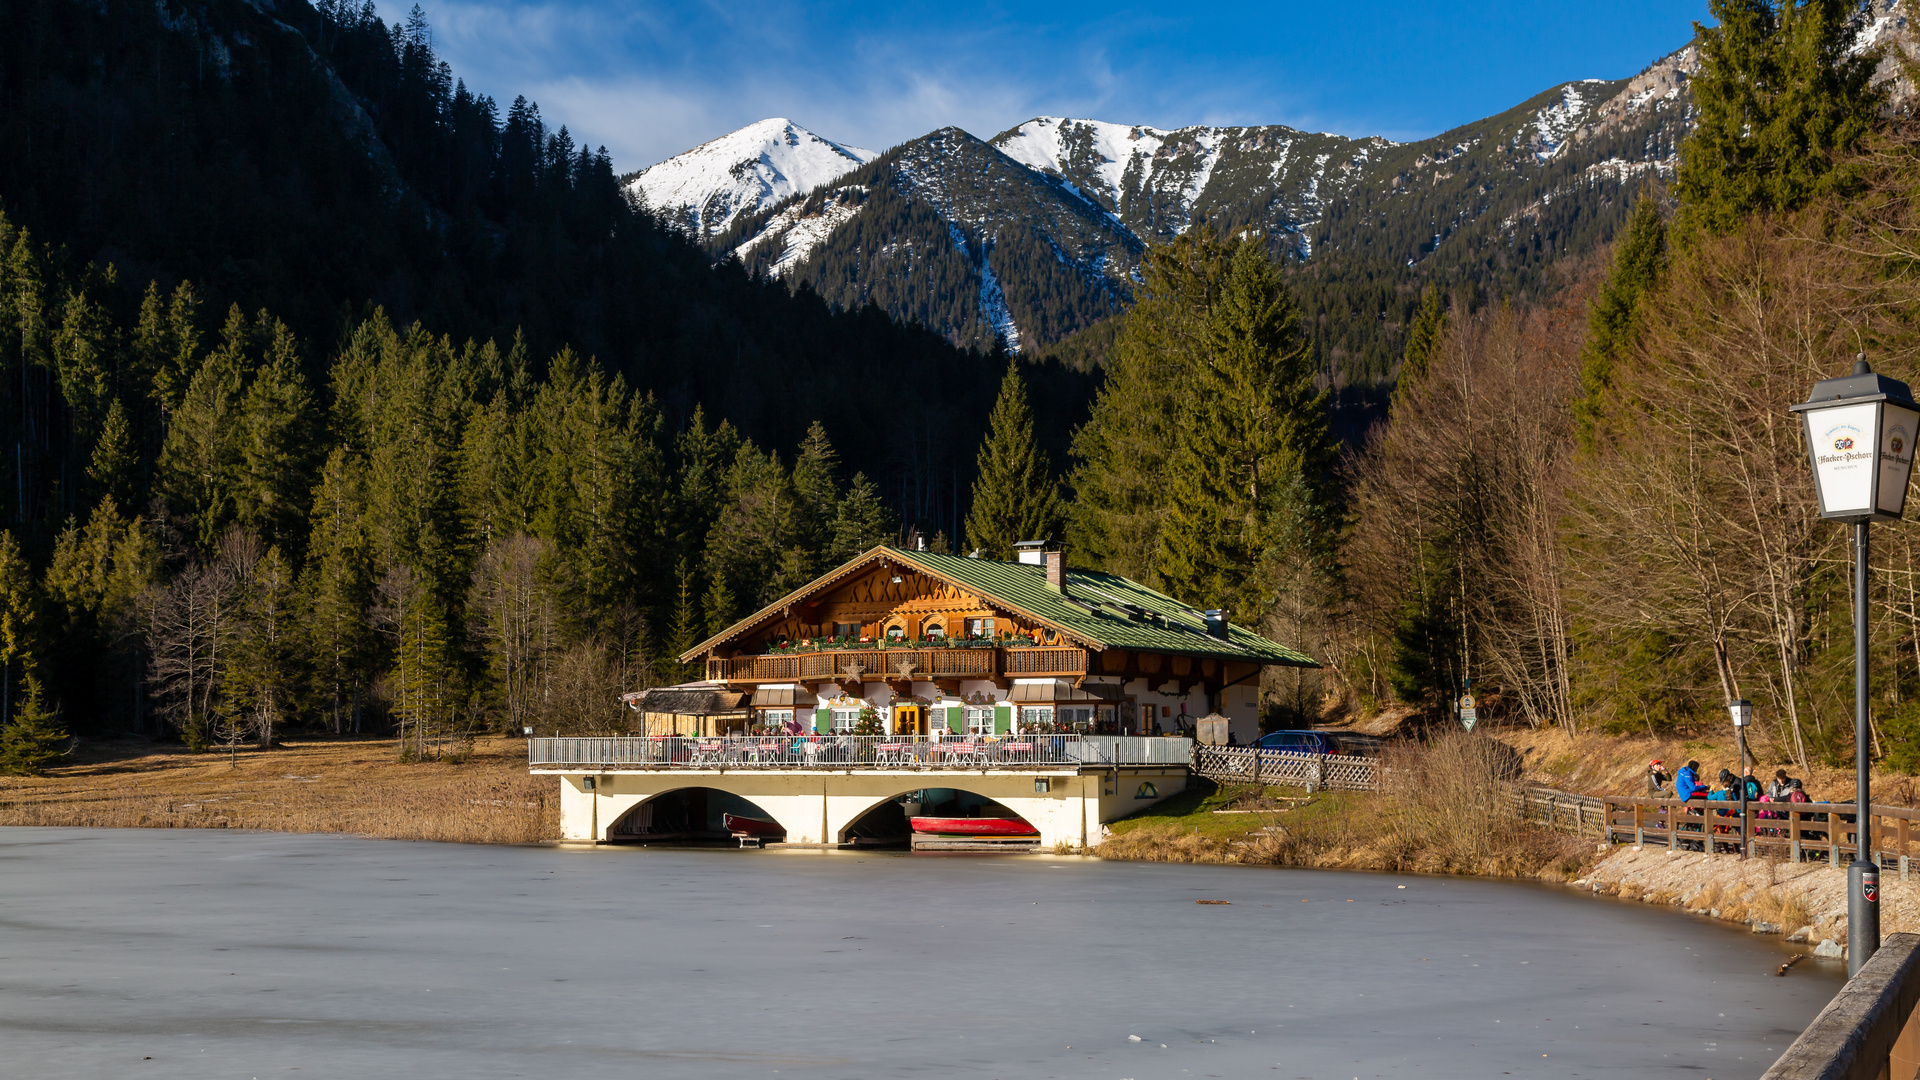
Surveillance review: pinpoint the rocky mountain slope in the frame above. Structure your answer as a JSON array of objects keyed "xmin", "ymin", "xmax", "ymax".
[
  {"xmin": 718, "ymin": 127, "xmax": 1143, "ymax": 352},
  {"xmin": 625, "ymin": 118, "xmax": 874, "ymax": 239},
  {"xmin": 637, "ymin": 1, "xmax": 1911, "ymax": 370}
]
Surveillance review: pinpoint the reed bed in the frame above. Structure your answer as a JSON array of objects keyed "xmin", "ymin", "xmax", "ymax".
[
  {"xmin": 1103, "ymin": 732, "xmax": 1591, "ymax": 879},
  {"xmin": 0, "ymin": 736, "xmax": 558, "ymax": 844}
]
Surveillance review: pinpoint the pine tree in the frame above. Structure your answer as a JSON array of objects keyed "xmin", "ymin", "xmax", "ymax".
[
  {"xmin": 224, "ymin": 546, "xmax": 300, "ymax": 747},
  {"xmin": 1070, "ymin": 227, "xmax": 1236, "ymax": 581},
  {"xmin": 1156, "ymin": 239, "xmax": 1331, "ymax": 615},
  {"xmin": 233, "ymin": 320, "xmax": 318, "ymax": 557},
  {"xmin": 829, "ymin": 473, "xmax": 896, "ymax": 563},
  {"xmin": 87, "ymin": 399, "xmax": 139, "ymax": 510},
  {"xmin": 1672, "ymin": 0, "xmax": 1882, "ymax": 243},
  {"xmin": 790, "ymin": 421, "xmax": 841, "ymax": 564},
  {"xmin": 303, "ymin": 449, "xmax": 374, "ymax": 734},
  {"xmin": 0, "ymin": 677, "xmax": 67, "ymax": 776},
  {"xmin": 666, "ymin": 558, "xmax": 703, "ymax": 678},
  {"xmin": 964, "ymin": 361, "xmax": 1062, "ymax": 561},
  {"xmin": 1392, "ymin": 283, "xmax": 1447, "ymax": 410},
  {"xmin": 703, "ymin": 573, "xmax": 738, "ymax": 640},
  {"xmin": 1574, "ymin": 199, "xmax": 1668, "ymax": 441},
  {"xmin": 0, "ymin": 531, "xmax": 39, "ymax": 727}
]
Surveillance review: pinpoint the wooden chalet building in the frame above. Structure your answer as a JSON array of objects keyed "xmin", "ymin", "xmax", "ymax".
[{"xmin": 674, "ymin": 542, "xmax": 1317, "ymax": 744}]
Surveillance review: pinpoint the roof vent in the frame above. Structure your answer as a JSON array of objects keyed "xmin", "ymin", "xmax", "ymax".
[
  {"xmin": 1204, "ymin": 610, "xmax": 1229, "ymax": 639},
  {"xmin": 1013, "ymin": 540, "xmax": 1046, "ymax": 565}
]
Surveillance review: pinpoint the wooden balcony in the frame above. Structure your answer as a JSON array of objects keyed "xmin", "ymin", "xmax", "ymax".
[{"xmin": 705, "ymin": 646, "xmax": 1088, "ymax": 685}]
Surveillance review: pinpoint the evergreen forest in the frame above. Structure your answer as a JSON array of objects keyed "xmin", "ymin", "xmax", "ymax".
[{"xmin": 1, "ymin": 0, "xmax": 1916, "ymax": 780}]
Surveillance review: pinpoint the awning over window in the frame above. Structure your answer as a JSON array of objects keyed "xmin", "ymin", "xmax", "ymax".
[
  {"xmin": 1007, "ymin": 680, "xmax": 1127, "ymax": 703},
  {"xmin": 751, "ymin": 686, "xmax": 819, "ymax": 708},
  {"xmin": 622, "ymin": 683, "xmax": 750, "ymax": 715}
]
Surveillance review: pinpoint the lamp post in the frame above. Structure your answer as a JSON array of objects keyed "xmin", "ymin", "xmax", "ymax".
[
  {"xmin": 1730, "ymin": 699, "xmax": 1751, "ymax": 859},
  {"xmin": 1790, "ymin": 355, "xmax": 1920, "ymax": 975}
]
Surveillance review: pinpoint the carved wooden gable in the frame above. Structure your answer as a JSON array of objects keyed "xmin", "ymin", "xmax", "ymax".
[{"xmin": 751, "ymin": 562, "xmax": 1023, "ymax": 646}]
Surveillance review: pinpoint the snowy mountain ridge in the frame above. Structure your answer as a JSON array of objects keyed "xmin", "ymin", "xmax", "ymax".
[{"xmin": 626, "ymin": 118, "xmax": 874, "ymax": 239}]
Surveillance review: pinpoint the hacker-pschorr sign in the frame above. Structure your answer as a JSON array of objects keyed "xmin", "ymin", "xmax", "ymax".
[{"xmin": 1791, "ymin": 362, "xmax": 1920, "ymax": 524}]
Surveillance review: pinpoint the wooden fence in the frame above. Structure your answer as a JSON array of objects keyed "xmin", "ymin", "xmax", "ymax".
[
  {"xmin": 1601, "ymin": 796, "xmax": 1920, "ymax": 872},
  {"xmin": 1189, "ymin": 746, "xmax": 1378, "ymax": 791}
]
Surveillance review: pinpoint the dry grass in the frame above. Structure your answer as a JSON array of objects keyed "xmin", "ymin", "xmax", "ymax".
[
  {"xmin": 0, "ymin": 735, "xmax": 557, "ymax": 844},
  {"xmin": 1101, "ymin": 733, "xmax": 1592, "ymax": 879}
]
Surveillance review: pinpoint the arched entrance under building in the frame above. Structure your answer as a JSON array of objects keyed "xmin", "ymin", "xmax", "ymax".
[
  {"xmin": 838, "ymin": 788, "xmax": 1037, "ymax": 847},
  {"xmin": 607, "ymin": 788, "xmax": 785, "ymax": 844}
]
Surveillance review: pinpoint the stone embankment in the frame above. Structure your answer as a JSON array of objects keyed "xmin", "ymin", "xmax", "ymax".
[{"xmin": 1576, "ymin": 844, "xmax": 1920, "ymax": 959}]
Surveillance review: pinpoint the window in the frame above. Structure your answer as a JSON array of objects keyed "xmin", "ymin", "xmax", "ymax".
[
  {"xmin": 923, "ymin": 618, "xmax": 946, "ymax": 641},
  {"xmin": 1058, "ymin": 706, "xmax": 1094, "ymax": 731},
  {"xmin": 965, "ymin": 705, "xmax": 996, "ymax": 735},
  {"xmin": 966, "ymin": 617, "xmax": 995, "ymax": 639},
  {"xmin": 885, "ymin": 626, "xmax": 905, "ymax": 642},
  {"xmin": 762, "ymin": 709, "xmax": 794, "ymax": 731},
  {"xmin": 1018, "ymin": 705, "xmax": 1053, "ymax": 730},
  {"xmin": 831, "ymin": 708, "xmax": 862, "ymax": 733},
  {"xmin": 833, "ymin": 622, "xmax": 858, "ymax": 640}
]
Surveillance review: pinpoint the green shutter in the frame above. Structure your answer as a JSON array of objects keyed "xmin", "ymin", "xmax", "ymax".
[
  {"xmin": 814, "ymin": 707, "xmax": 830, "ymax": 734},
  {"xmin": 994, "ymin": 704, "xmax": 1012, "ymax": 735},
  {"xmin": 945, "ymin": 706, "xmax": 963, "ymax": 734}
]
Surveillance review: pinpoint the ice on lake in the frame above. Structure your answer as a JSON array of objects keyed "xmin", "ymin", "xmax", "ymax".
[{"xmin": 0, "ymin": 828, "xmax": 1841, "ymax": 1078}]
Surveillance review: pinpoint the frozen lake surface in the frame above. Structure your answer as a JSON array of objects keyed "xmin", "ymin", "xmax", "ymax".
[{"xmin": 1, "ymin": 828, "xmax": 1841, "ymax": 1079}]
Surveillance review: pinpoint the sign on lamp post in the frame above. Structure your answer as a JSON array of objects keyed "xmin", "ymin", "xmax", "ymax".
[{"xmin": 1790, "ymin": 355, "xmax": 1920, "ymax": 975}]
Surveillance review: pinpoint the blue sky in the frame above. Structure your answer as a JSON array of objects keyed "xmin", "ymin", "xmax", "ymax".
[{"xmin": 393, "ymin": 1, "xmax": 1713, "ymax": 172}]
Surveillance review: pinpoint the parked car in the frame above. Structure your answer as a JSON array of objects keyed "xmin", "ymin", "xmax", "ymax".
[{"xmin": 1250, "ymin": 730, "xmax": 1389, "ymax": 758}]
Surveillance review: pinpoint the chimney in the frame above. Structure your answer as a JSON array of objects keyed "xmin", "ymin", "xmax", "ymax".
[
  {"xmin": 1204, "ymin": 610, "xmax": 1229, "ymax": 639},
  {"xmin": 1044, "ymin": 549, "xmax": 1064, "ymax": 592},
  {"xmin": 1013, "ymin": 540, "xmax": 1046, "ymax": 565}
]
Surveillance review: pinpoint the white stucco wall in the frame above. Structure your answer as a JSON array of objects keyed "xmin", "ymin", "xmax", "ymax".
[{"xmin": 549, "ymin": 766, "xmax": 1187, "ymax": 850}]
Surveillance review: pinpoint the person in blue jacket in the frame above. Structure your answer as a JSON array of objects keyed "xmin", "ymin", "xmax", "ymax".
[{"xmin": 1674, "ymin": 759, "xmax": 1704, "ymax": 801}]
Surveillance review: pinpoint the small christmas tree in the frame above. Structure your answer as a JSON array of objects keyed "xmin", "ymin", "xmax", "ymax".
[{"xmin": 0, "ymin": 678, "xmax": 69, "ymax": 776}]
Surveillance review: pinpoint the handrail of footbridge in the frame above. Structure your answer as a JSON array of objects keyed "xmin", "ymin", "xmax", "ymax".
[
  {"xmin": 1761, "ymin": 932, "xmax": 1920, "ymax": 1080},
  {"xmin": 528, "ymin": 734, "xmax": 1193, "ymax": 770}
]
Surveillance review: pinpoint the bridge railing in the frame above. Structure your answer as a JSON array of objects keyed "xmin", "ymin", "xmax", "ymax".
[
  {"xmin": 1761, "ymin": 932, "xmax": 1920, "ymax": 1080},
  {"xmin": 1601, "ymin": 796, "xmax": 1920, "ymax": 870},
  {"xmin": 529, "ymin": 734, "xmax": 1193, "ymax": 770}
]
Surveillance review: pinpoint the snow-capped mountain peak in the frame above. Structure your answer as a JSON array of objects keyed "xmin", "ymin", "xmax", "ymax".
[{"xmin": 627, "ymin": 118, "xmax": 875, "ymax": 238}]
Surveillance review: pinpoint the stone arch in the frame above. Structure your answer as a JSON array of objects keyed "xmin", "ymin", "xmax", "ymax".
[
  {"xmin": 836, "ymin": 785, "xmax": 1039, "ymax": 845},
  {"xmin": 606, "ymin": 786, "xmax": 785, "ymax": 842}
]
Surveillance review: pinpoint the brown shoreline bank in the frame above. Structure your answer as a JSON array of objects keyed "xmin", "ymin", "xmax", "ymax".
[{"xmin": 0, "ymin": 735, "xmax": 557, "ymax": 844}]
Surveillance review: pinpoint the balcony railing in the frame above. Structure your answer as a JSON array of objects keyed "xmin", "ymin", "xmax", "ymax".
[
  {"xmin": 529, "ymin": 734, "xmax": 1192, "ymax": 770},
  {"xmin": 704, "ymin": 646, "xmax": 1087, "ymax": 684}
]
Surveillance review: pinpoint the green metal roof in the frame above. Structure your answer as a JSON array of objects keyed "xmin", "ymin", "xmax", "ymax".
[{"xmin": 681, "ymin": 545, "xmax": 1318, "ymax": 668}]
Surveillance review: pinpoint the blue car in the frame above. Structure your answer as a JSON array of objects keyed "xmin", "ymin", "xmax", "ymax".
[{"xmin": 1250, "ymin": 730, "xmax": 1388, "ymax": 757}]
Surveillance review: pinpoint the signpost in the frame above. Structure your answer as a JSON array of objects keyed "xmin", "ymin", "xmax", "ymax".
[{"xmin": 1459, "ymin": 694, "xmax": 1477, "ymax": 732}]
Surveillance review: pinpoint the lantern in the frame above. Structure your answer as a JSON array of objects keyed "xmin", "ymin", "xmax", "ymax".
[{"xmin": 1788, "ymin": 357, "xmax": 1920, "ymax": 522}]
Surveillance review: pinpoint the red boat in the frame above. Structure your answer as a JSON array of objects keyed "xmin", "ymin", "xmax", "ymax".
[
  {"xmin": 910, "ymin": 816, "xmax": 1039, "ymax": 838},
  {"xmin": 724, "ymin": 813, "xmax": 784, "ymax": 837}
]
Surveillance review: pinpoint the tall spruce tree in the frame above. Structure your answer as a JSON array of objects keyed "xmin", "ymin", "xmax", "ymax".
[
  {"xmin": 1574, "ymin": 198, "xmax": 1669, "ymax": 441},
  {"xmin": 964, "ymin": 362, "xmax": 1063, "ymax": 560},
  {"xmin": 1672, "ymin": 0, "xmax": 1882, "ymax": 243},
  {"xmin": 1069, "ymin": 227, "xmax": 1236, "ymax": 582},
  {"xmin": 1155, "ymin": 239, "xmax": 1331, "ymax": 615},
  {"xmin": 1391, "ymin": 283, "xmax": 1447, "ymax": 410}
]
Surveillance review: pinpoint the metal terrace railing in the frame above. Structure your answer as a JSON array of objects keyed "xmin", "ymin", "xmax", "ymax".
[{"xmin": 528, "ymin": 734, "xmax": 1191, "ymax": 770}]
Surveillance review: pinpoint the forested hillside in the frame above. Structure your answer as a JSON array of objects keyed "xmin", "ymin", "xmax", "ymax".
[
  {"xmin": 1334, "ymin": 0, "xmax": 1920, "ymax": 768},
  {"xmin": 0, "ymin": 0, "xmax": 1105, "ymax": 762},
  {"xmin": 0, "ymin": 0, "xmax": 1070, "ymax": 528}
]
